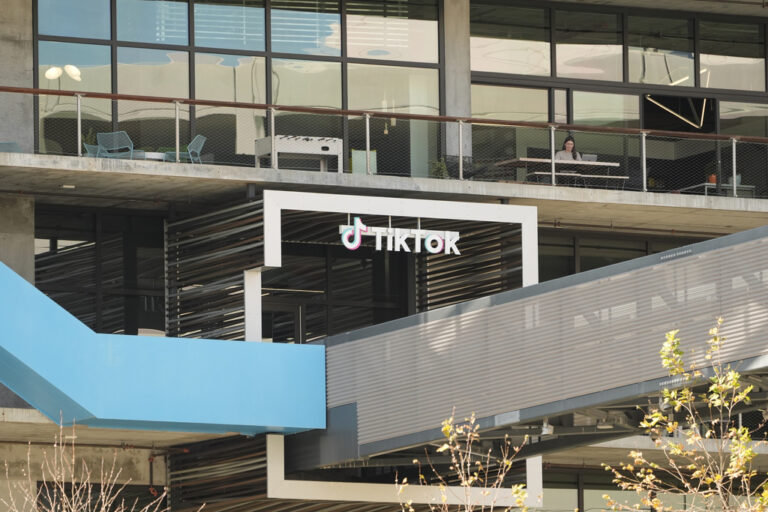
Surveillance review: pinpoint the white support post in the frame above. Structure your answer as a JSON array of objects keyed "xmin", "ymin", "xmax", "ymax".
[
  {"xmin": 641, "ymin": 132, "xmax": 647, "ymax": 192},
  {"xmin": 732, "ymin": 138, "xmax": 738, "ymax": 198},
  {"xmin": 458, "ymin": 120, "xmax": 464, "ymax": 180},
  {"xmin": 549, "ymin": 125, "xmax": 556, "ymax": 186},
  {"xmin": 270, "ymin": 107, "xmax": 277, "ymax": 170},
  {"xmin": 76, "ymin": 94, "xmax": 83, "ymax": 157},
  {"xmin": 174, "ymin": 101, "xmax": 180, "ymax": 163},
  {"xmin": 365, "ymin": 113, "xmax": 371, "ymax": 175},
  {"xmin": 244, "ymin": 268, "xmax": 263, "ymax": 342}
]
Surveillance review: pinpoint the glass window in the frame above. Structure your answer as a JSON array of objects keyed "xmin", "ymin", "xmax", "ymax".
[
  {"xmin": 628, "ymin": 16, "xmax": 694, "ymax": 87},
  {"xmin": 700, "ymin": 21, "xmax": 765, "ymax": 91},
  {"xmin": 38, "ymin": 42, "xmax": 112, "ymax": 156},
  {"xmin": 554, "ymin": 89, "xmax": 567, "ymax": 123},
  {"xmin": 539, "ymin": 234, "xmax": 574, "ymax": 282},
  {"xmin": 194, "ymin": 0, "xmax": 265, "ymax": 51},
  {"xmin": 573, "ymin": 91, "xmax": 639, "ymax": 128},
  {"xmin": 38, "ymin": 0, "xmax": 110, "ymax": 39},
  {"xmin": 556, "ymin": 11, "xmax": 622, "ymax": 82},
  {"xmin": 117, "ymin": 0, "xmax": 188, "ymax": 45},
  {"xmin": 348, "ymin": 63, "xmax": 438, "ymax": 115},
  {"xmin": 270, "ymin": 0, "xmax": 340, "ymax": 56},
  {"xmin": 117, "ymin": 48, "xmax": 190, "ymax": 152},
  {"xmin": 271, "ymin": 59, "xmax": 341, "ymax": 108},
  {"xmin": 470, "ymin": 4, "xmax": 550, "ymax": 76},
  {"xmin": 348, "ymin": 64, "xmax": 439, "ymax": 177},
  {"xmin": 720, "ymin": 101, "xmax": 768, "ymax": 137},
  {"xmin": 580, "ymin": 237, "xmax": 646, "ymax": 272},
  {"xmin": 471, "ymin": 85, "xmax": 548, "ymax": 121},
  {"xmin": 347, "ymin": 0, "xmax": 438, "ymax": 63}
]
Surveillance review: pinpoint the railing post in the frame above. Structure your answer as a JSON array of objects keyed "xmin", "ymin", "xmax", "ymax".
[
  {"xmin": 174, "ymin": 101, "xmax": 180, "ymax": 163},
  {"xmin": 365, "ymin": 113, "xmax": 371, "ymax": 175},
  {"xmin": 549, "ymin": 125, "xmax": 556, "ymax": 186},
  {"xmin": 458, "ymin": 120, "xmax": 464, "ymax": 180},
  {"xmin": 76, "ymin": 94, "xmax": 83, "ymax": 157},
  {"xmin": 641, "ymin": 132, "xmax": 647, "ymax": 192},
  {"xmin": 270, "ymin": 107, "xmax": 277, "ymax": 170},
  {"xmin": 731, "ymin": 137, "xmax": 738, "ymax": 198}
]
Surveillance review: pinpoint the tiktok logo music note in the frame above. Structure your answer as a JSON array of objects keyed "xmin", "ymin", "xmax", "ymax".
[{"xmin": 341, "ymin": 217, "xmax": 368, "ymax": 250}]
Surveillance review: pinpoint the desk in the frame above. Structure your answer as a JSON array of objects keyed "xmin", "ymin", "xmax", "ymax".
[
  {"xmin": 255, "ymin": 135, "xmax": 343, "ymax": 173},
  {"xmin": 494, "ymin": 157, "xmax": 625, "ymax": 186},
  {"xmin": 678, "ymin": 182, "xmax": 756, "ymax": 198}
]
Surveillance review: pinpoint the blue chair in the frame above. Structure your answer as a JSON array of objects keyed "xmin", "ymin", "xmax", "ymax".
[
  {"xmin": 83, "ymin": 143, "xmax": 101, "ymax": 157},
  {"xmin": 96, "ymin": 131, "xmax": 134, "ymax": 159},
  {"xmin": 164, "ymin": 135, "xmax": 206, "ymax": 163},
  {"xmin": 0, "ymin": 142, "xmax": 22, "ymax": 153}
]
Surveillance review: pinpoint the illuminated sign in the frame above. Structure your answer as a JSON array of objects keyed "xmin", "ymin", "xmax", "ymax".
[{"xmin": 339, "ymin": 217, "xmax": 460, "ymax": 255}]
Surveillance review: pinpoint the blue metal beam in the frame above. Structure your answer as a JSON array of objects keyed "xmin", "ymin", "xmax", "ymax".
[{"xmin": 0, "ymin": 262, "xmax": 325, "ymax": 434}]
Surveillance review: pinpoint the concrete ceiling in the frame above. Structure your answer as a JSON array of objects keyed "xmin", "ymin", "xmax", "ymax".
[{"xmin": 1, "ymin": 153, "xmax": 767, "ymax": 238}]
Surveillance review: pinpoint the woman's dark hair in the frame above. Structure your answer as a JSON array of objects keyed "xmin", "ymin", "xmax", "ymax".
[{"xmin": 561, "ymin": 136, "xmax": 576, "ymax": 153}]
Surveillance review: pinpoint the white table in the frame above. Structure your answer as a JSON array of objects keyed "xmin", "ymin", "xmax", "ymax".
[
  {"xmin": 678, "ymin": 182, "xmax": 756, "ymax": 198},
  {"xmin": 255, "ymin": 135, "xmax": 343, "ymax": 173},
  {"xmin": 494, "ymin": 157, "xmax": 626, "ymax": 185}
]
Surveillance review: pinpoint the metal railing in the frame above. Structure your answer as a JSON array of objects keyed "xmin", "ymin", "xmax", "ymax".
[{"xmin": 3, "ymin": 85, "xmax": 768, "ymax": 198}]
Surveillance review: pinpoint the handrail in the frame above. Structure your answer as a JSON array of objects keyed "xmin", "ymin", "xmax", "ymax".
[{"xmin": 4, "ymin": 84, "xmax": 766, "ymax": 143}]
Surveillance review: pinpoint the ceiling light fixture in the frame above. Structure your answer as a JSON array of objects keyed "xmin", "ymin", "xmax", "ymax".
[{"xmin": 61, "ymin": 184, "xmax": 76, "ymax": 189}]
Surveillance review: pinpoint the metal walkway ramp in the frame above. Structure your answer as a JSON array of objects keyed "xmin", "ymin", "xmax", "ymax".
[{"xmin": 290, "ymin": 225, "xmax": 768, "ymax": 469}]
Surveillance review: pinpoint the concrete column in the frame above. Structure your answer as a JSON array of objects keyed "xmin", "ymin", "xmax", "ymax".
[
  {"xmin": 443, "ymin": 0, "xmax": 472, "ymax": 171},
  {"xmin": 0, "ymin": 0, "xmax": 33, "ymax": 152},
  {"xmin": 0, "ymin": 195, "xmax": 34, "ymax": 284}
]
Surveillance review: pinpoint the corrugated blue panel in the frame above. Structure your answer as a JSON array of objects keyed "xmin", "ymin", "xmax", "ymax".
[{"xmin": 0, "ymin": 262, "xmax": 325, "ymax": 434}]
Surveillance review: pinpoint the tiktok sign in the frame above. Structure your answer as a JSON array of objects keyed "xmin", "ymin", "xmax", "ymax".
[{"xmin": 339, "ymin": 217, "xmax": 460, "ymax": 255}]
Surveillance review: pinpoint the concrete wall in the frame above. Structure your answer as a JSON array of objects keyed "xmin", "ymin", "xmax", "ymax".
[
  {"xmin": 0, "ymin": 0, "xmax": 33, "ymax": 152},
  {"xmin": 0, "ymin": 441, "xmax": 166, "ymax": 509},
  {"xmin": 0, "ymin": 195, "xmax": 34, "ymax": 283}
]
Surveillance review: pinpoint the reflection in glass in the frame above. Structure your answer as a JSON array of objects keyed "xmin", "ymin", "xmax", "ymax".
[
  {"xmin": 270, "ymin": 0, "xmax": 340, "ymax": 56},
  {"xmin": 720, "ymin": 101, "xmax": 768, "ymax": 137},
  {"xmin": 471, "ymin": 85, "xmax": 547, "ymax": 121},
  {"xmin": 38, "ymin": 0, "xmax": 110, "ymax": 39},
  {"xmin": 471, "ymin": 85, "xmax": 549, "ymax": 169},
  {"xmin": 271, "ymin": 59, "xmax": 341, "ymax": 108},
  {"xmin": 38, "ymin": 42, "xmax": 112, "ymax": 155},
  {"xmin": 348, "ymin": 64, "xmax": 439, "ymax": 177},
  {"xmin": 470, "ymin": 4, "xmax": 550, "ymax": 75},
  {"xmin": 117, "ymin": 48, "xmax": 189, "ymax": 151},
  {"xmin": 573, "ymin": 91, "xmax": 639, "ymax": 128},
  {"xmin": 556, "ymin": 11, "xmax": 622, "ymax": 82},
  {"xmin": 628, "ymin": 16, "xmax": 694, "ymax": 87},
  {"xmin": 554, "ymin": 89, "xmax": 567, "ymax": 123},
  {"xmin": 196, "ymin": 53, "xmax": 266, "ymax": 165},
  {"xmin": 117, "ymin": 0, "xmax": 188, "ymax": 45},
  {"xmin": 700, "ymin": 21, "xmax": 765, "ymax": 91},
  {"xmin": 347, "ymin": 0, "xmax": 438, "ymax": 63},
  {"xmin": 194, "ymin": 0, "xmax": 265, "ymax": 51}
]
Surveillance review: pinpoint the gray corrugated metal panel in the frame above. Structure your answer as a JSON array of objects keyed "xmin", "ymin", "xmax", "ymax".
[{"xmin": 326, "ymin": 235, "xmax": 768, "ymax": 448}]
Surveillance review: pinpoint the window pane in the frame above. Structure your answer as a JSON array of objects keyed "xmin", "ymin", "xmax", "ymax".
[
  {"xmin": 117, "ymin": 0, "xmax": 188, "ymax": 45},
  {"xmin": 270, "ymin": 0, "xmax": 340, "ymax": 56},
  {"xmin": 554, "ymin": 89, "xmax": 567, "ymax": 123},
  {"xmin": 700, "ymin": 21, "xmax": 765, "ymax": 91},
  {"xmin": 118, "ymin": 48, "xmax": 190, "ymax": 151},
  {"xmin": 348, "ymin": 64, "xmax": 439, "ymax": 177},
  {"xmin": 720, "ymin": 101, "xmax": 768, "ymax": 137},
  {"xmin": 194, "ymin": 0, "xmax": 265, "ymax": 51},
  {"xmin": 38, "ymin": 0, "xmax": 110, "ymax": 39},
  {"xmin": 573, "ymin": 91, "xmax": 639, "ymax": 128},
  {"xmin": 196, "ymin": 53, "xmax": 266, "ymax": 165},
  {"xmin": 272, "ymin": 59, "xmax": 341, "ymax": 108},
  {"xmin": 628, "ymin": 16, "xmax": 694, "ymax": 87},
  {"xmin": 39, "ymin": 42, "xmax": 112, "ymax": 155},
  {"xmin": 556, "ymin": 11, "xmax": 622, "ymax": 82},
  {"xmin": 471, "ymin": 85, "xmax": 548, "ymax": 121},
  {"xmin": 471, "ymin": 4, "xmax": 550, "ymax": 75},
  {"xmin": 347, "ymin": 0, "xmax": 438, "ymax": 63}
]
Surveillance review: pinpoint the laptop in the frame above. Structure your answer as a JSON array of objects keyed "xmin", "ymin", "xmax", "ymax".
[{"xmin": 582, "ymin": 153, "xmax": 598, "ymax": 161}]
